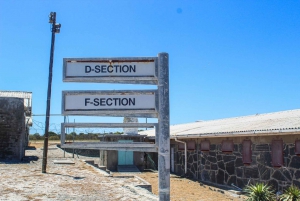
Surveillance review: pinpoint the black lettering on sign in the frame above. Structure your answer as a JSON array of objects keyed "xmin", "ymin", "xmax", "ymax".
[
  {"xmin": 85, "ymin": 97, "xmax": 136, "ymax": 107},
  {"xmin": 130, "ymin": 65, "xmax": 136, "ymax": 72},
  {"xmin": 84, "ymin": 64, "xmax": 137, "ymax": 74},
  {"xmin": 94, "ymin": 98, "xmax": 99, "ymax": 106},
  {"xmin": 113, "ymin": 98, "xmax": 119, "ymax": 105},
  {"xmin": 107, "ymin": 65, "xmax": 113, "ymax": 73},
  {"xmin": 106, "ymin": 98, "xmax": 112, "ymax": 106},
  {"xmin": 129, "ymin": 98, "xmax": 135, "ymax": 105},
  {"xmin": 121, "ymin": 98, "xmax": 128, "ymax": 105},
  {"xmin": 85, "ymin": 98, "xmax": 90, "ymax": 106},
  {"xmin": 100, "ymin": 98, "xmax": 106, "ymax": 106},
  {"xmin": 122, "ymin": 65, "xmax": 129, "ymax": 73},
  {"xmin": 101, "ymin": 65, "xmax": 107, "ymax": 73},
  {"xmin": 85, "ymin": 66, "xmax": 91, "ymax": 73},
  {"xmin": 85, "ymin": 64, "xmax": 138, "ymax": 74},
  {"xmin": 114, "ymin": 65, "xmax": 119, "ymax": 73},
  {"xmin": 95, "ymin": 65, "xmax": 100, "ymax": 73}
]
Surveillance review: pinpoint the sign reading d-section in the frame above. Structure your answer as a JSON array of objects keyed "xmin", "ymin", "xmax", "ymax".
[
  {"xmin": 62, "ymin": 90, "xmax": 158, "ymax": 117},
  {"xmin": 63, "ymin": 57, "xmax": 158, "ymax": 84}
]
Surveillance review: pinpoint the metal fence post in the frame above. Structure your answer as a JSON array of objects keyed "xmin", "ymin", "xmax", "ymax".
[{"xmin": 158, "ymin": 52, "xmax": 170, "ymax": 200}]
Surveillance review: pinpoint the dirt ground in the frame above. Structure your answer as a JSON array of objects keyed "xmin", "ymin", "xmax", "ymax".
[
  {"xmin": 1, "ymin": 142, "xmax": 157, "ymax": 201},
  {"xmin": 25, "ymin": 141, "xmax": 246, "ymax": 201},
  {"xmin": 29, "ymin": 141, "xmax": 59, "ymax": 148},
  {"xmin": 139, "ymin": 172, "xmax": 245, "ymax": 201}
]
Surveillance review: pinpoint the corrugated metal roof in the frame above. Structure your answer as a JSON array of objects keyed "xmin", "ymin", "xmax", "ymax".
[{"xmin": 141, "ymin": 109, "xmax": 300, "ymax": 138}]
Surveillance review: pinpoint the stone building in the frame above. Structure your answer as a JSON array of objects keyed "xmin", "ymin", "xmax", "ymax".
[
  {"xmin": 0, "ymin": 91, "xmax": 32, "ymax": 160},
  {"xmin": 141, "ymin": 109, "xmax": 300, "ymax": 191}
]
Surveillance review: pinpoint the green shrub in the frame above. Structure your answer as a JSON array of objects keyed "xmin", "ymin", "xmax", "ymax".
[
  {"xmin": 244, "ymin": 182, "xmax": 275, "ymax": 201},
  {"xmin": 280, "ymin": 185, "xmax": 300, "ymax": 201}
]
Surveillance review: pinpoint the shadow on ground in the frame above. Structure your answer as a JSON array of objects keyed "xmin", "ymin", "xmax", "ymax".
[
  {"xmin": 26, "ymin": 146, "xmax": 37, "ymax": 150},
  {"xmin": 47, "ymin": 172, "xmax": 85, "ymax": 180},
  {"xmin": 0, "ymin": 155, "xmax": 39, "ymax": 164}
]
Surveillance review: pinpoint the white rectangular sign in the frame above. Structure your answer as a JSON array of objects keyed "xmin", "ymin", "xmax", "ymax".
[
  {"xmin": 63, "ymin": 57, "xmax": 157, "ymax": 84},
  {"xmin": 62, "ymin": 90, "xmax": 157, "ymax": 117},
  {"xmin": 66, "ymin": 62, "xmax": 155, "ymax": 77},
  {"xmin": 65, "ymin": 94, "xmax": 155, "ymax": 110}
]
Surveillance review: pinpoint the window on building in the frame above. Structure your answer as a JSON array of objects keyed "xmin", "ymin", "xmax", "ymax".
[
  {"xmin": 271, "ymin": 139, "xmax": 283, "ymax": 167},
  {"xmin": 200, "ymin": 139, "xmax": 210, "ymax": 152},
  {"xmin": 187, "ymin": 140, "xmax": 195, "ymax": 150},
  {"xmin": 242, "ymin": 139, "xmax": 252, "ymax": 165},
  {"xmin": 221, "ymin": 140, "xmax": 234, "ymax": 153},
  {"xmin": 178, "ymin": 142, "xmax": 185, "ymax": 150}
]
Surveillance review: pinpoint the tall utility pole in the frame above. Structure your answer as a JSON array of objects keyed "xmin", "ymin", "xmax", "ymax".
[{"xmin": 42, "ymin": 12, "xmax": 61, "ymax": 173}]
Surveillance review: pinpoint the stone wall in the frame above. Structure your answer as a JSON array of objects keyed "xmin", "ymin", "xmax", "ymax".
[
  {"xmin": 173, "ymin": 139, "xmax": 300, "ymax": 191},
  {"xmin": 0, "ymin": 97, "xmax": 25, "ymax": 160}
]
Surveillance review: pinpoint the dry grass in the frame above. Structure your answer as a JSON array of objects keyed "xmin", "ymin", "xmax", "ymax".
[
  {"xmin": 139, "ymin": 171, "xmax": 246, "ymax": 201},
  {"xmin": 28, "ymin": 140, "xmax": 60, "ymax": 148}
]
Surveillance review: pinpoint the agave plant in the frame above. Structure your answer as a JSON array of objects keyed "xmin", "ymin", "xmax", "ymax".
[
  {"xmin": 244, "ymin": 182, "xmax": 275, "ymax": 201},
  {"xmin": 280, "ymin": 185, "xmax": 300, "ymax": 201}
]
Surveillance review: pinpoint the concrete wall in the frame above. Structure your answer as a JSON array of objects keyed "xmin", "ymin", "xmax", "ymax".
[
  {"xmin": 171, "ymin": 134, "xmax": 300, "ymax": 191},
  {"xmin": 0, "ymin": 97, "xmax": 25, "ymax": 160},
  {"xmin": 0, "ymin": 91, "xmax": 32, "ymax": 126},
  {"xmin": 106, "ymin": 150, "xmax": 118, "ymax": 171},
  {"xmin": 134, "ymin": 152, "xmax": 145, "ymax": 170},
  {"xmin": 100, "ymin": 150, "xmax": 145, "ymax": 171}
]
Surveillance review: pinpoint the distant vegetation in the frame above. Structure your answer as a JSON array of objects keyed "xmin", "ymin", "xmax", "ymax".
[{"xmin": 29, "ymin": 131, "xmax": 124, "ymax": 141}]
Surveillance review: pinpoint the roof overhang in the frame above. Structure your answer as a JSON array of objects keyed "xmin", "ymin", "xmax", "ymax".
[{"xmin": 146, "ymin": 129, "xmax": 300, "ymax": 140}]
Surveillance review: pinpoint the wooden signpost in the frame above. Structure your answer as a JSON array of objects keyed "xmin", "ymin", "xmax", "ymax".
[{"xmin": 61, "ymin": 53, "xmax": 170, "ymax": 200}]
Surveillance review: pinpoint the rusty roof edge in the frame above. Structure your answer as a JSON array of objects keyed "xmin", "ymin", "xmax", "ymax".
[{"xmin": 167, "ymin": 128, "xmax": 300, "ymax": 139}]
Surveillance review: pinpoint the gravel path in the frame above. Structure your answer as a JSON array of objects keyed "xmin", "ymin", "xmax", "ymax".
[{"xmin": 0, "ymin": 145, "xmax": 158, "ymax": 201}]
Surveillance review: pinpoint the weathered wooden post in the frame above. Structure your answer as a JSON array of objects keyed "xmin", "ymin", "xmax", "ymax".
[
  {"xmin": 158, "ymin": 53, "xmax": 170, "ymax": 200},
  {"xmin": 42, "ymin": 12, "xmax": 61, "ymax": 173}
]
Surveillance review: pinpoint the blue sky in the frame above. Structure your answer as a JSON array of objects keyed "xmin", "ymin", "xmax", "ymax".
[{"xmin": 1, "ymin": 1, "xmax": 300, "ymax": 134}]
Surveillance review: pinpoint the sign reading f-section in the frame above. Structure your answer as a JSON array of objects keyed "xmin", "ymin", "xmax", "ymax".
[
  {"xmin": 62, "ymin": 90, "xmax": 158, "ymax": 117},
  {"xmin": 63, "ymin": 57, "xmax": 157, "ymax": 84}
]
